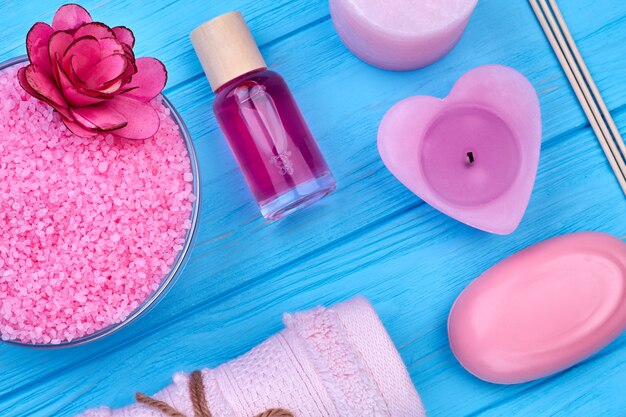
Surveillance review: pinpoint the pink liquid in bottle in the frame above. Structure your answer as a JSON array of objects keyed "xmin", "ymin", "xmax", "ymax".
[
  {"xmin": 214, "ymin": 69, "xmax": 335, "ymax": 219},
  {"xmin": 191, "ymin": 12, "xmax": 335, "ymax": 220}
]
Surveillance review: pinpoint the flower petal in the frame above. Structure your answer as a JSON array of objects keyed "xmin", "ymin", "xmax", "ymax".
[
  {"xmin": 23, "ymin": 64, "xmax": 69, "ymax": 112},
  {"xmin": 51, "ymin": 4, "xmax": 92, "ymax": 31},
  {"xmin": 57, "ymin": 64, "xmax": 105, "ymax": 107},
  {"xmin": 97, "ymin": 37, "xmax": 125, "ymax": 56},
  {"xmin": 123, "ymin": 57, "xmax": 167, "ymax": 102},
  {"xmin": 73, "ymin": 22, "xmax": 115, "ymax": 40},
  {"xmin": 18, "ymin": 66, "xmax": 44, "ymax": 99},
  {"xmin": 49, "ymin": 31, "xmax": 74, "ymax": 58},
  {"xmin": 68, "ymin": 55, "xmax": 87, "ymax": 86},
  {"xmin": 64, "ymin": 86, "xmax": 106, "ymax": 107},
  {"xmin": 119, "ymin": 45, "xmax": 138, "ymax": 83},
  {"xmin": 26, "ymin": 22, "xmax": 54, "ymax": 74},
  {"xmin": 64, "ymin": 35, "xmax": 101, "ymax": 63},
  {"xmin": 63, "ymin": 36, "xmax": 101, "ymax": 81},
  {"xmin": 96, "ymin": 80, "xmax": 123, "ymax": 95},
  {"xmin": 102, "ymin": 95, "xmax": 160, "ymax": 139},
  {"xmin": 112, "ymin": 26, "xmax": 135, "ymax": 48},
  {"xmin": 62, "ymin": 117, "xmax": 98, "ymax": 137},
  {"xmin": 86, "ymin": 54, "xmax": 128, "ymax": 90},
  {"xmin": 48, "ymin": 31, "xmax": 75, "ymax": 84},
  {"xmin": 70, "ymin": 105, "xmax": 128, "ymax": 132},
  {"xmin": 18, "ymin": 66, "xmax": 71, "ymax": 120},
  {"xmin": 18, "ymin": 66, "xmax": 39, "ymax": 95}
]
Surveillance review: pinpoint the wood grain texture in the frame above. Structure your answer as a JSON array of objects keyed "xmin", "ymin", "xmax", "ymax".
[{"xmin": 1, "ymin": 0, "xmax": 625, "ymax": 416}]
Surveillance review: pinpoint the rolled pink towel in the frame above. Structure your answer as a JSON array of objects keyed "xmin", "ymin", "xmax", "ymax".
[{"xmin": 79, "ymin": 297, "xmax": 425, "ymax": 417}]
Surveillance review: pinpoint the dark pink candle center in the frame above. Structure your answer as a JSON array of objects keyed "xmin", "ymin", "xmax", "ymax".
[{"xmin": 420, "ymin": 106, "xmax": 521, "ymax": 207}]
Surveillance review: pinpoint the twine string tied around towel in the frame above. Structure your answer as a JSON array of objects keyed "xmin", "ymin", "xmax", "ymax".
[{"xmin": 136, "ymin": 370, "xmax": 294, "ymax": 417}]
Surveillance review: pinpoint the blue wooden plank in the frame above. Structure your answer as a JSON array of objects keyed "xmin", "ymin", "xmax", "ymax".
[{"xmin": 0, "ymin": 0, "xmax": 625, "ymax": 416}]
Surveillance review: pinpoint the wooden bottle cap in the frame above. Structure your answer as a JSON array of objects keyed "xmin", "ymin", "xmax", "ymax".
[{"xmin": 191, "ymin": 11, "xmax": 267, "ymax": 92}]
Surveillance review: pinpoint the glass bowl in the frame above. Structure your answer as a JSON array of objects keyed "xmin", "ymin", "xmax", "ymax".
[{"xmin": 0, "ymin": 56, "xmax": 201, "ymax": 348}]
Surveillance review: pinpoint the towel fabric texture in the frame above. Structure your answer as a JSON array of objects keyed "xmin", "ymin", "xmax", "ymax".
[{"xmin": 79, "ymin": 297, "xmax": 425, "ymax": 417}]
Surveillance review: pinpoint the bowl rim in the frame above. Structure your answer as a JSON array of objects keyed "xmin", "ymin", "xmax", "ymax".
[{"xmin": 0, "ymin": 55, "xmax": 201, "ymax": 348}]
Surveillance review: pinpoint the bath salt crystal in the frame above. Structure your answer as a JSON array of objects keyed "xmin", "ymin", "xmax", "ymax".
[{"xmin": 0, "ymin": 63, "xmax": 195, "ymax": 345}]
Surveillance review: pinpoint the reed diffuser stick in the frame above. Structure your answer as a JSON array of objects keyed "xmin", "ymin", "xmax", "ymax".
[
  {"xmin": 529, "ymin": 0, "xmax": 626, "ymax": 195},
  {"xmin": 547, "ymin": 0, "xmax": 626, "ymax": 160}
]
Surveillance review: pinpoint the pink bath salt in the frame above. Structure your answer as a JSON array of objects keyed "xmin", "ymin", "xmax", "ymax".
[
  {"xmin": 98, "ymin": 161, "xmax": 109, "ymax": 173},
  {"xmin": 0, "ymin": 63, "xmax": 195, "ymax": 345}
]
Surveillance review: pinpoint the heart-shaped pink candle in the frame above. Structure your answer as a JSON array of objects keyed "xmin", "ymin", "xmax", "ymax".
[
  {"xmin": 330, "ymin": 0, "xmax": 478, "ymax": 70},
  {"xmin": 378, "ymin": 65, "xmax": 541, "ymax": 234}
]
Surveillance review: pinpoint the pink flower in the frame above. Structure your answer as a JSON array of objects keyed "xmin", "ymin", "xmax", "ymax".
[{"xmin": 18, "ymin": 4, "xmax": 167, "ymax": 139}]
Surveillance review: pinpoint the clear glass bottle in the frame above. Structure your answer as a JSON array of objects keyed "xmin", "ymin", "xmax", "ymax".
[{"xmin": 191, "ymin": 12, "xmax": 335, "ymax": 220}]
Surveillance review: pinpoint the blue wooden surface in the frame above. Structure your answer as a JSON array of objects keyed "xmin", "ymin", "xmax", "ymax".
[{"xmin": 1, "ymin": 0, "xmax": 625, "ymax": 415}]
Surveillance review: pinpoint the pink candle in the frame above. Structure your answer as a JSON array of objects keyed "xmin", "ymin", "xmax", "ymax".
[
  {"xmin": 330, "ymin": 0, "xmax": 478, "ymax": 70},
  {"xmin": 378, "ymin": 65, "xmax": 542, "ymax": 234}
]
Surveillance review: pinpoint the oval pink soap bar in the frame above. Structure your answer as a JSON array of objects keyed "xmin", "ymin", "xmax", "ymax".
[
  {"xmin": 330, "ymin": 0, "xmax": 478, "ymax": 70},
  {"xmin": 448, "ymin": 232, "xmax": 626, "ymax": 384}
]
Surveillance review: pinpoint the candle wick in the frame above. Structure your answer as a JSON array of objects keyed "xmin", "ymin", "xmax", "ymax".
[{"xmin": 467, "ymin": 152, "xmax": 475, "ymax": 164}]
